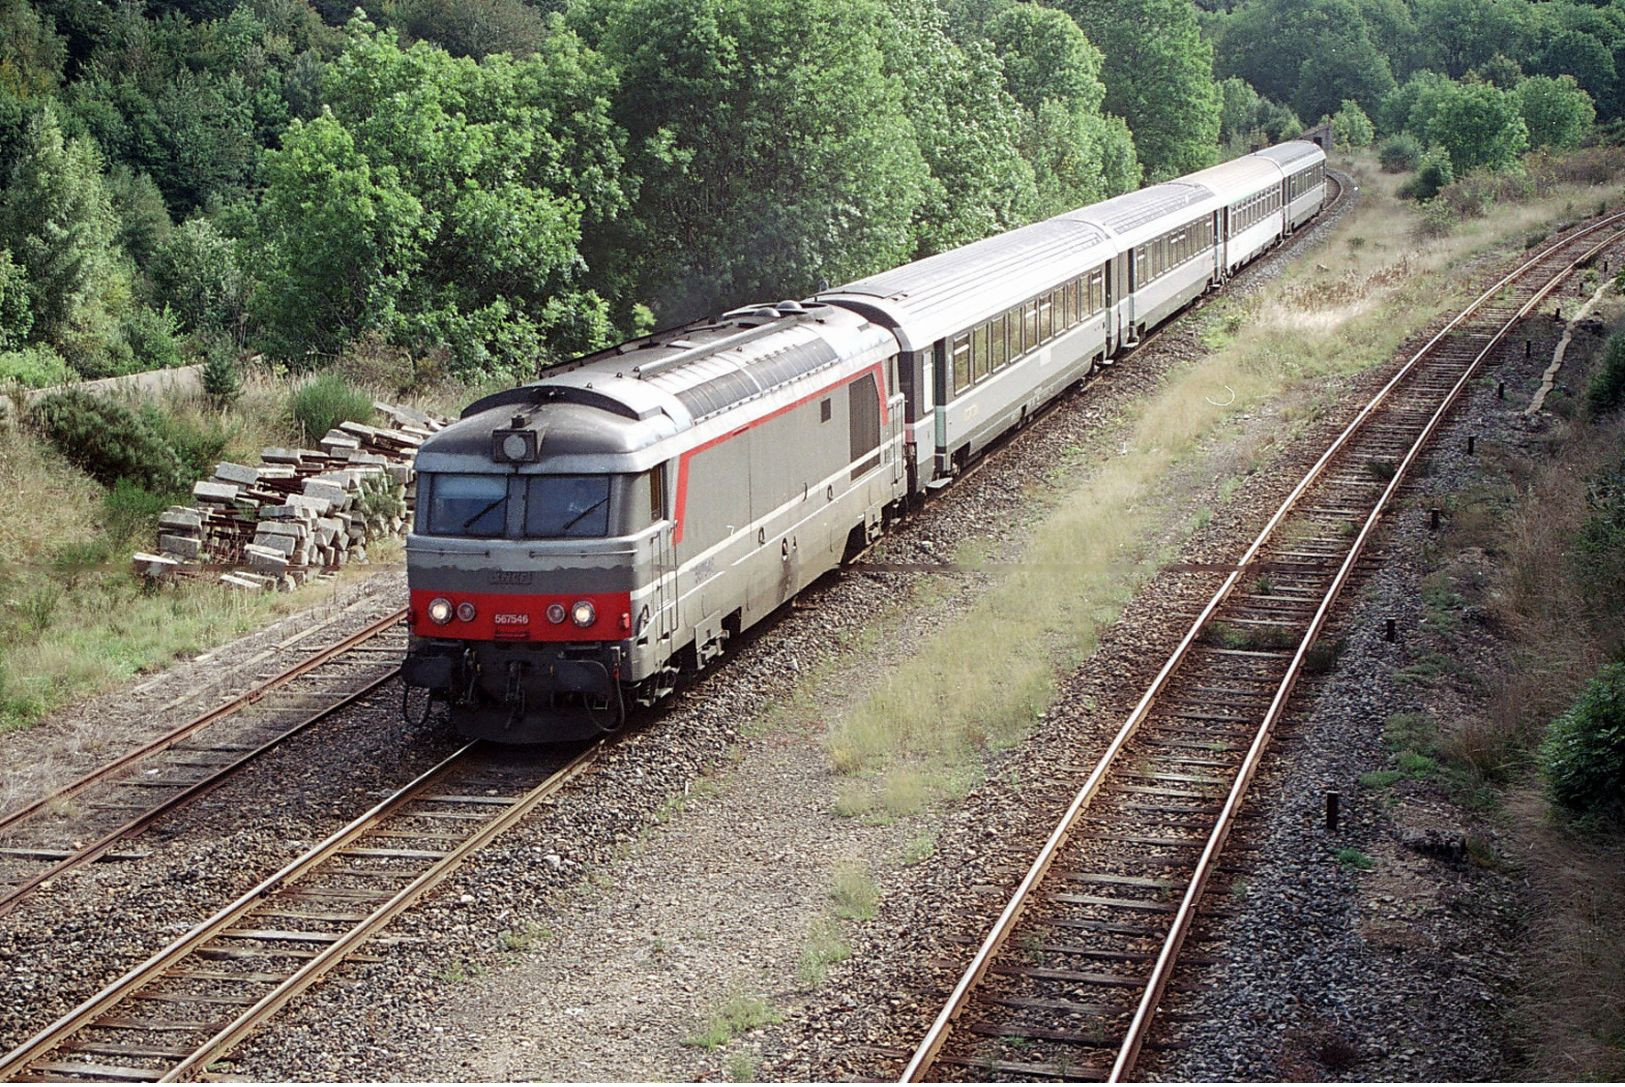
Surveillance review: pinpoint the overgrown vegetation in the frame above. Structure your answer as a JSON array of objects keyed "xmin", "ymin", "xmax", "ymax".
[
  {"xmin": 0, "ymin": 372, "xmax": 400, "ymax": 733},
  {"xmin": 290, "ymin": 373, "xmax": 375, "ymax": 444},
  {"xmin": 1540, "ymin": 663, "xmax": 1625, "ymax": 825}
]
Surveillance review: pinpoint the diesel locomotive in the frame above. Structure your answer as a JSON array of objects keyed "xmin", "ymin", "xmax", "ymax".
[{"xmin": 403, "ymin": 140, "xmax": 1329, "ymax": 742}]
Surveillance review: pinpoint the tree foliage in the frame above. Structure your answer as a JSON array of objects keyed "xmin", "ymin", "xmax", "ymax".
[
  {"xmin": 574, "ymin": 0, "xmax": 929, "ymax": 321},
  {"xmin": 1515, "ymin": 74, "xmax": 1596, "ymax": 151},
  {"xmin": 1331, "ymin": 99, "xmax": 1375, "ymax": 147},
  {"xmin": 255, "ymin": 17, "xmax": 626, "ymax": 373},
  {"xmin": 1540, "ymin": 662, "xmax": 1625, "ymax": 824},
  {"xmin": 1061, "ymin": 0, "xmax": 1220, "ymax": 179}
]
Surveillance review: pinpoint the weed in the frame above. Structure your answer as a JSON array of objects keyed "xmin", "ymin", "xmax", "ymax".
[
  {"xmin": 797, "ymin": 917, "xmax": 852, "ymax": 989},
  {"xmin": 1365, "ymin": 457, "xmax": 1398, "ymax": 482},
  {"xmin": 499, "ymin": 922, "xmax": 552, "ymax": 952},
  {"xmin": 1335, "ymin": 847, "xmax": 1375, "ymax": 870},
  {"xmin": 725, "ymin": 1053, "xmax": 757, "ymax": 1082},
  {"xmin": 830, "ymin": 862, "xmax": 879, "ymax": 921},
  {"xmin": 290, "ymin": 373, "xmax": 374, "ymax": 444},
  {"xmin": 1302, "ymin": 638, "xmax": 1345, "ymax": 675},
  {"xmin": 899, "ymin": 832, "xmax": 936, "ymax": 866},
  {"xmin": 684, "ymin": 994, "xmax": 781, "ymax": 1050},
  {"xmin": 1360, "ymin": 769, "xmax": 1405, "ymax": 789}
]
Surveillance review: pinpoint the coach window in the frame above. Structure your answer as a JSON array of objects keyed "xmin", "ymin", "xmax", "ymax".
[
  {"xmin": 972, "ymin": 323, "xmax": 990, "ymax": 381},
  {"xmin": 991, "ymin": 313, "xmax": 1008, "ymax": 370},
  {"xmin": 952, "ymin": 331, "xmax": 972, "ymax": 394},
  {"xmin": 426, "ymin": 473, "xmax": 509, "ymax": 538}
]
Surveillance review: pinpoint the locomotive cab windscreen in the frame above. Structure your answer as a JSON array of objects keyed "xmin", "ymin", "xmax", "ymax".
[{"xmin": 418, "ymin": 470, "xmax": 665, "ymax": 539}]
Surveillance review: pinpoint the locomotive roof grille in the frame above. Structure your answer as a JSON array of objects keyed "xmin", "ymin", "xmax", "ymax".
[{"xmin": 663, "ymin": 337, "xmax": 839, "ymax": 421}]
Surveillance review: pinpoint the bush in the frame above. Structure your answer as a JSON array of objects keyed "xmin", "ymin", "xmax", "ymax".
[
  {"xmin": 122, "ymin": 305, "xmax": 183, "ymax": 371},
  {"xmin": 290, "ymin": 373, "xmax": 374, "ymax": 443},
  {"xmin": 102, "ymin": 480, "xmax": 171, "ymax": 546},
  {"xmin": 0, "ymin": 344, "xmax": 72, "ymax": 388},
  {"xmin": 1573, "ymin": 455, "xmax": 1625, "ymax": 606},
  {"xmin": 1587, "ymin": 332, "xmax": 1625, "ymax": 416},
  {"xmin": 1331, "ymin": 99, "xmax": 1375, "ymax": 148},
  {"xmin": 1398, "ymin": 146, "xmax": 1455, "ymax": 201},
  {"xmin": 1378, "ymin": 133, "xmax": 1424, "ymax": 173},
  {"xmin": 138, "ymin": 404, "xmax": 229, "ymax": 482},
  {"xmin": 1540, "ymin": 662, "xmax": 1625, "ymax": 824},
  {"xmin": 30, "ymin": 390, "xmax": 189, "ymax": 492}
]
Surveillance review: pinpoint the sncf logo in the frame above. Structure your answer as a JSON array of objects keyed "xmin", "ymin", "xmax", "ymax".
[{"xmin": 494, "ymin": 613, "xmax": 530, "ymax": 625}]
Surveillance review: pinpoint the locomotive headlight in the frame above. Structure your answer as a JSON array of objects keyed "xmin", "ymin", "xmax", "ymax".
[
  {"xmin": 546, "ymin": 603, "xmax": 567, "ymax": 624},
  {"xmin": 455, "ymin": 601, "xmax": 477, "ymax": 623},
  {"xmin": 427, "ymin": 597, "xmax": 454, "ymax": 625},
  {"xmin": 570, "ymin": 600, "xmax": 596, "ymax": 628}
]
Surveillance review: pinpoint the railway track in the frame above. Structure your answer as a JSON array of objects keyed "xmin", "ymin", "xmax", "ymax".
[
  {"xmin": 0, "ymin": 739, "xmax": 601, "ymax": 1083},
  {"xmin": 901, "ymin": 211, "xmax": 1625, "ymax": 1083},
  {"xmin": 0, "ymin": 606, "xmax": 408, "ymax": 920}
]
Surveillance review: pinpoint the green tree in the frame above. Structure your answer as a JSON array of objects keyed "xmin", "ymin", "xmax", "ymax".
[
  {"xmin": 0, "ymin": 248, "xmax": 31, "ymax": 350},
  {"xmin": 1414, "ymin": 0, "xmax": 1532, "ymax": 79},
  {"xmin": 1515, "ymin": 73, "xmax": 1596, "ymax": 150},
  {"xmin": 575, "ymin": 0, "xmax": 929, "ymax": 321},
  {"xmin": 1416, "ymin": 79, "xmax": 1529, "ymax": 173},
  {"xmin": 1536, "ymin": 29, "xmax": 1619, "ymax": 120},
  {"xmin": 984, "ymin": 3, "xmax": 1104, "ymax": 116},
  {"xmin": 1215, "ymin": 0, "xmax": 1398, "ymax": 126},
  {"xmin": 1062, "ymin": 0, "xmax": 1220, "ymax": 179},
  {"xmin": 0, "ymin": 0, "xmax": 67, "ymax": 100},
  {"xmin": 1331, "ymin": 98, "xmax": 1375, "ymax": 147},
  {"xmin": 252, "ymin": 110, "xmax": 426, "ymax": 364},
  {"xmin": 388, "ymin": 0, "xmax": 550, "ymax": 59},
  {"xmin": 255, "ymin": 16, "xmax": 627, "ymax": 373},
  {"xmin": 984, "ymin": 3, "xmax": 1138, "ymax": 219},
  {"xmin": 0, "ymin": 105, "xmax": 128, "ymax": 354},
  {"xmin": 1217, "ymin": 77, "xmax": 1302, "ymax": 150},
  {"xmin": 153, "ymin": 218, "xmax": 244, "ymax": 336}
]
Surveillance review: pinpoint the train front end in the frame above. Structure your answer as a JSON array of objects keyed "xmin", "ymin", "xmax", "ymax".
[{"xmin": 402, "ymin": 381, "xmax": 678, "ymax": 743}]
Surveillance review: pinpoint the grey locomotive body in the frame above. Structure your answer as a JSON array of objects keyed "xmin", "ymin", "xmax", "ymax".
[{"xmin": 404, "ymin": 141, "xmax": 1327, "ymax": 742}]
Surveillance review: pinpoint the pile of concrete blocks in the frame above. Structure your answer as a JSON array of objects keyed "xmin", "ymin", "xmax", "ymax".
[{"xmin": 132, "ymin": 400, "xmax": 446, "ymax": 591}]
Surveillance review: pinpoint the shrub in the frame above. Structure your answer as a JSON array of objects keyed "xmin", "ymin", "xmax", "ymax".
[
  {"xmin": 138, "ymin": 404, "xmax": 229, "ymax": 482},
  {"xmin": 1540, "ymin": 663, "xmax": 1625, "ymax": 824},
  {"xmin": 1398, "ymin": 146, "xmax": 1455, "ymax": 202},
  {"xmin": 30, "ymin": 390, "xmax": 189, "ymax": 492},
  {"xmin": 1573, "ymin": 455, "xmax": 1625, "ymax": 605},
  {"xmin": 103, "ymin": 479, "xmax": 171, "ymax": 545},
  {"xmin": 1378, "ymin": 133, "xmax": 1424, "ymax": 173},
  {"xmin": 122, "ymin": 305, "xmax": 183, "ymax": 371},
  {"xmin": 1587, "ymin": 332, "xmax": 1625, "ymax": 416},
  {"xmin": 1331, "ymin": 99, "xmax": 1375, "ymax": 148},
  {"xmin": 200, "ymin": 337, "xmax": 242, "ymax": 410},
  {"xmin": 290, "ymin": 373, "xmax": 374, "ymax": 443},
  {"xmin": 0, "ymin": 344, "xmax": 72, "ymax": 388}
]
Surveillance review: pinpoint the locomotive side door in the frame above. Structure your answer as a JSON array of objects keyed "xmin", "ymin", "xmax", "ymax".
[{"xmin": 653, "ymin": 462, "xmax": 678, "ymax": 642}]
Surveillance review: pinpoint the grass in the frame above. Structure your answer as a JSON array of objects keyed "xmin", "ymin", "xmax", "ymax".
[
  {"xmin": 797, "ymin": 917, "xmax": 852, "ymax": 989},
  {"xmin": 498, "ymin": 922, "xmax": 552, "ymax": 953},
  {"xmin": 1334, "ymin": 847, "xmax": 1374, "ymax": 871},
  {"xmin": 683, "ymin": 993, "xmax": 782, "ymax": 1050},
  {"xmin": 0, "ymin": 369, "xmax": 424, "ymax": 736},
  {"xmin": 830, "ymin": 861, "xmax": 879, "ymax": 921},
  {"xmin": 725, "ymin": 1053, "xmax": 758, "ymax": 1082}
]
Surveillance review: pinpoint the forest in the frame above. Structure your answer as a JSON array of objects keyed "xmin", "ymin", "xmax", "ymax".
[{"xmin": 0, "ymin": 0, "xmax": 1613, "ymax": 390}]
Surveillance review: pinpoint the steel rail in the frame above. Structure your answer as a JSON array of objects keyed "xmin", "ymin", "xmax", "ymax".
[
  {"xmin": 0, "ymin": 607, "xmax": 408, "ymax": 838},
  {"xmin": 0, "ymin": 666, "xmax": 401, "ymax": 920},
  {"xmin": 1110, "ymin": 218, "xmax": 1625, "ymax": 1082},
  {"xmin": 900, "ymin": 210, "xmax": 1625, "ymax": 1083},
  {"xmin": 0, "ymin": 738, "xmax": 604, "ymax": 1082}
]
